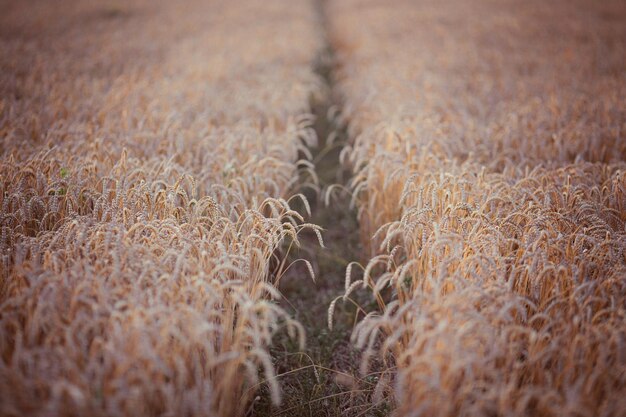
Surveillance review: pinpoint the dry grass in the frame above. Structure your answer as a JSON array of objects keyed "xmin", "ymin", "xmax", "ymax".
[
  {"xmin": 328, "ymin": 0, "xmax": 626, "ymax": 415},
  {"xmin": 0, "ymin": 1, "xmax": 323, "ymax": 416}
]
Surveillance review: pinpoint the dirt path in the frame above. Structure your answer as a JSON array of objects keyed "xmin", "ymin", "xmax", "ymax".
[{"xmin": 250, "ymin": 3, "xmax": 389, "ymax": 416}]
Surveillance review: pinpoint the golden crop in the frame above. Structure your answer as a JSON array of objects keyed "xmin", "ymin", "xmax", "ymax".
[
  {"xmin": 328, "ymin": 0, "xmax": 626, "ymax": 415},
  {"xmin": 0, "ymin": 1, "xmax": 322, "ymax": 416},
  {"xmin": 2, "ymin": 0, "xmax": 625, "ymax": 416}
]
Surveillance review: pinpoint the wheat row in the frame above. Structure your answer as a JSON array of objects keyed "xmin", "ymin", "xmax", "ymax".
[
  {"xmin": 328, "ymin": 0, "xmax": 626, "ymax": 415},
  {"xmin": 0, "ymin": 1, "xmax": 323, "ymax": 416}
]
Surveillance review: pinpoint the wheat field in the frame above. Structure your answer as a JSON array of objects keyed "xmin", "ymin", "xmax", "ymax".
[
  {"xmin": 1, "ymin": 0, "xmax": 625, "ymax": 416},
  {"xmin": 0, "ymin": 1, "xmax": 323, "ymax": 416},
  {"xmin": 328, "ymin": 0, "xmax": 626, "ymax": 416}
]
